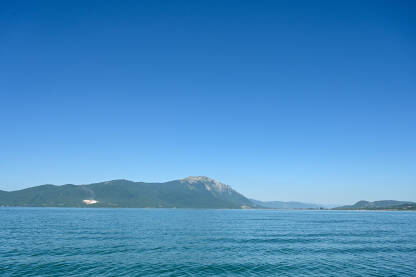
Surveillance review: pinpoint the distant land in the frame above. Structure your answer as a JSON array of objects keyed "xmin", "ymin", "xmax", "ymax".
[
  {"xmin": 249, "ymin": 199, "xmax": 337, "ymax": 209},
  {"xmin": 0, "ymin": 177, "xmax": 414, "ymax": 210},
  {"xmin": 334, "ymin": 200, "xmax": 416, "ymax": 211}
]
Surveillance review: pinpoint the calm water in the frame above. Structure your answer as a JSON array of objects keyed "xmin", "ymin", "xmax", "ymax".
[{"xmin": 1, "ymin": 208, "xmax": 415, "ymax": 276}]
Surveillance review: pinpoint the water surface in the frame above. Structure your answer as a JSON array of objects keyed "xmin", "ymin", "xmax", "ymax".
[{"xmin": 1, "ymin": 208, "xmax": 415, "ymax": 276}]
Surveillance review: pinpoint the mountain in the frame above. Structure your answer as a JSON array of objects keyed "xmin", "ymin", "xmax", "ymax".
[
  {"xmin": 334, "ymin": 200, "xmax": 416, "ymax": 210},
  {"xmin": 250, "ymin": 199, "xmax": 326, "ymax": 209},
  {"xmin": 0, "ymin": 176, "xmax": 259, "ymax": 209}
]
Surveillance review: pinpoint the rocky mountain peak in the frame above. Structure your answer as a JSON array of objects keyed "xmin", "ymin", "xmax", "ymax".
[{"xmin": 182, "ymin": 176, "xmax": 233, "ymax": 193}]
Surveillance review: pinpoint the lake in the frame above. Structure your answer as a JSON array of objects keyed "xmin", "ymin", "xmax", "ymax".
[{"xmin": 1, "ymin": 208, "xmax": 415, "ymax": 276}]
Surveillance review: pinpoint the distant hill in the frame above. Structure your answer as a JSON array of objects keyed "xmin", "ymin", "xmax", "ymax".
[
  {"xmin": 334, "ymin": 200, "xmax": 416, "ymax": 210},
  {"xmin": 0, "ymin": 177, "xmax": 259, "ymax": 209},
  {"xmin": 250, "ymin": 199, "xmax": 325, "ymax": 209}
]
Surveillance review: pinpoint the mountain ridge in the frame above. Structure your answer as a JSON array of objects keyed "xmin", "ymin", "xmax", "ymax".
[
  {"xmin": 0, "ymin": 177, "xmax": 259, "ymax": 209},
  {"xmin": 2, "ymin": 180, "xmax": 415, "ymax": 210}
]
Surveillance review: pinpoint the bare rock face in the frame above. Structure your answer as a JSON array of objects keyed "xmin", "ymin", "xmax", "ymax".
[
  {"xmin": 181, "ymin": 176, "xmax": 233, "ymax": 193},
  {"xmin": 83, "ymin": 199, "xmax": 98, "ymax": 205}
]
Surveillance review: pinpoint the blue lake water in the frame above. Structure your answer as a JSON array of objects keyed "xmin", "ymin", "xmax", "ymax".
[{"xmin": 1, "ymin": 208, "xmax": 415, "ymax": 276}]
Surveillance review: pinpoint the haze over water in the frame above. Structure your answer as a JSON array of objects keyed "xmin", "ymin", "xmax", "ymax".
[{"xmin": 2, "ymin": 208, "xmax": 415, "ymax": 276}]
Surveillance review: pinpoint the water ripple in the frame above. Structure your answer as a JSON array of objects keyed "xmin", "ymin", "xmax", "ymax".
[{"xmin": 1, "ymin": 208, "xmax": 415, "ymax": 276}]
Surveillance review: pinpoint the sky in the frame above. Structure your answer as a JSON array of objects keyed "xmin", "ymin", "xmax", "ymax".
[{"xmin": 1, "ymin": 0, "xmax": 415, "ymax": 204}]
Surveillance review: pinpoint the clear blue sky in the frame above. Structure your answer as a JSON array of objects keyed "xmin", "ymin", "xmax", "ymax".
[{"xmin": 1, "ymin": 0, "xmax": 415, "ymax": 204}]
